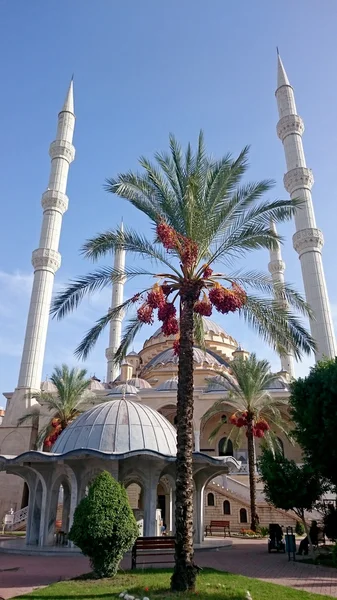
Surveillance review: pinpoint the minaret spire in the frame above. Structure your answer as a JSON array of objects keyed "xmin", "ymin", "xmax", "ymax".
[
  {"xmin": 5, "ymin": 80, "xmax": 76, "ymax": 422},
  {"xmin": 105, "ymin": 222, "xmax": 126, "ymax": 383},
  {"xmin": 277, "ymin": 51, "xmax": 290, "ymax": 89},
  {"xmin": 276, "ymin": 55, "xmax": 336, "ymax": 361},
  {"xmin": 60, "ymin": 78, "xmax": 74, "ymax": 114},
  {"xmin": 268, "ymin": 220, "xmax": 295, "ymax": 377}
]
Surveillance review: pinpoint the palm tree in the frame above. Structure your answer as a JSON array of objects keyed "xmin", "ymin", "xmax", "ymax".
[
  {"xmin": 18, "ymin": 364, "xmax": 91, "ymax": 450},
  {"xmin": 51, "ymin": 133, "xmax": 315, "ymax": 591},
  {"xmin": 203, "ymin": 353, "xmax": 292, "ymax": 532}
]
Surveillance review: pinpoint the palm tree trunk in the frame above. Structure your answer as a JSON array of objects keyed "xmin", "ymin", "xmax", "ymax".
[
  {"xmin": 171, "ymin": 294, "xmax": 198, "ymax": 592},
  {"xmin": 247, "ymin": 419, "xmax": 258, "ymax": 532}
]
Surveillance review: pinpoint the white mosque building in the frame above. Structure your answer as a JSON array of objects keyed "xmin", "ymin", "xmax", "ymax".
[{"xmin": 0, "ymin": 54, "xmax": 335, "ymax": 547}]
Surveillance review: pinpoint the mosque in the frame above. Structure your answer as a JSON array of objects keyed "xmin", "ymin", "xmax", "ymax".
[{"xmin": 0, "ymin": 54, "xmax": 335, "ymax": 548}]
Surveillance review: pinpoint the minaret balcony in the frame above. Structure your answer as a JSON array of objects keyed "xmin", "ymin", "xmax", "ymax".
[
  {"xmin": 284, "ymin": 167, "xmax": 314, "ymax": 194},
  {"xmin": 41, "ymin": 190, "xmax": 69, "ymax": 215},
  {"xmin": 277, "ymin": 114, "xmax": 304, "ymax": 142},
  {"xmin": 49, "ymin": 140, "xmax": 75, "ymax": 163},
  {"xmin": 31, "ymin": 248, "xmax": 61, "ymax": 273},
  {"xmin": 293, "ymin": 228, "xmax": 324, "ymax": 255}
]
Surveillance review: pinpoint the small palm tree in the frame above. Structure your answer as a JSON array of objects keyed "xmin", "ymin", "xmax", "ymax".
[
  {"xmin": 18, "ymin": 364, "xmax": 91, "ymax": 450},
  {"xmin": 51, "ymin": 133, "xmax": 315, "ymax": 591},
  {"xmin": 203, "ymin": 353, "xmax": 292, "ymax": 531}
]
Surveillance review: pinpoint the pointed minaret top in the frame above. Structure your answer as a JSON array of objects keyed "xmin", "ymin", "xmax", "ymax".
[
  {"xmin": 277, "ymin": 52, "xmax": 291, "ymax": 90},
  {"xmin": 60, "ymin": 78, "xmax": 74, "ymax": 115}
]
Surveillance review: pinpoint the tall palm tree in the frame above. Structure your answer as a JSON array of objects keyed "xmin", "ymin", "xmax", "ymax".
[
  {"xmin": 203, "ymin": 353, "xmax": 292, "ymax": 532},
  {"xmin": 18, "ymin": 364, "xmax": 91, "ymax": 450},
  {"xmin": 51, "ymin": 133, "xmax": 315, "ymax": 591}
]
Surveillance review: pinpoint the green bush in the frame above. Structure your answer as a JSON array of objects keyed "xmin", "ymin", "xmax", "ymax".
[
  {"xmin": 295, "ymin": 521, "xmax": 305, "ymax": 536},
  {"xmin": 68, "ymin": 471, "xmax": 139, "ymax": 577},
  {"xmin": 259, "ymin": 526, "xmax": 269, "ymax": 537}
]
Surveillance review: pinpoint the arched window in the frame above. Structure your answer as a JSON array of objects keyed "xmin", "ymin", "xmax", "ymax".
[
  {"xmin": 207, "ymin": 492, "xmax": 215, "ymax": 506},
  {"xmin": 276, "ymin": 437, "xmax": 284, "ymax": 456},
  {"xmin": 240, "ymin": 508, "xmax": 248, "ymax": 523},
  {"xmin": 223, "ymin": 500, "xmax": 231, "ymax": 515},
  {"xmin": 218, "ymin": 437, "xmax": 233, "ymax": 457}
]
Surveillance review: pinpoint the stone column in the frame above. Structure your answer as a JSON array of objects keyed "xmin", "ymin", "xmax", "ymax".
[
  {"xmin": 143, "ymin": 483, "xmax": 158, "ymax": 537},
  {"xmin": 194, "ymin": 430, "xmax": 200, "ymax": 452},
  {"xmin": 194, "ymin": 485, "xmax": 205, "ymax": 544}
]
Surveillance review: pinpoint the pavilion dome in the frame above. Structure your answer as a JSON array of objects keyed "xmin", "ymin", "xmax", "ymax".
[
  {"xmin": 127, "ymin": 377, "xmax": 152, "ymax": 390},
  {"xmin": 52, "ymin": 399, "xmax": 176, "ymax": 456}
]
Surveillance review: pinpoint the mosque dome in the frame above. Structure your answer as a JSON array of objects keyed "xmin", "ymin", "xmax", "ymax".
[
  {"xmin": 205, "ymin": 375, "xmax": 231, "ymax": 392},
  {"xmin": 40, "ymin": 380, "xmax": 57, "ymax": 393},
  {"xmin": 107, "ymin": 383, "xmax": 139, "ymax": 396},
  {"xmin": 127, "ymin": 377, "xmax": 152, "ymax": 389},
  {"xmin": 52, "ymin": 399, "xmax": 177, "ymax": 456},
  {"xmin": 149, "ymin": 318, "xmax": 236, "ymax": 343},
  {"xmin": 143, "ymin": 347, "xmax": 228, "ymax": 371},
  {"xmin": 88, "ymin": 377, "xmax": 105, "ymax": 391},
  {"xmin": 156, "ymin": 377, "xmax": 178, "ymax": 391}
]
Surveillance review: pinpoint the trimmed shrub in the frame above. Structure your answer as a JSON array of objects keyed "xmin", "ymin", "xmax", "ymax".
[
  {"xmin": 69, "ymin": 471, "xmax": 139, "ymax": 577},
  {"xmin": 295, "ymin": 521, "xmax": 305, "ymax": 536}
]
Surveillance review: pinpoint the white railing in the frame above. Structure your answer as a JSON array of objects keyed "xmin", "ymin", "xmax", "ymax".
[{"xmin": 6, "ymin": 506, "xmax": 28, "ymax": 529}]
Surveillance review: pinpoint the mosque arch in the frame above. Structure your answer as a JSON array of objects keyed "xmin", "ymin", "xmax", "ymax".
[
  {"xmin": 218, "ymin": 437, "xmax": 233, "ymax": 457},
  {"xmin": 239, "ymin": 508, "xmax": 248, "ymax": 523},
  {"xmin": 207, "ymin": 492, "xmax": 215, "ymax": 506}
]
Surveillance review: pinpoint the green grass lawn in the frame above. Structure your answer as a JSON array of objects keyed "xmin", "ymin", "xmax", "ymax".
[{"xmin": 15, "ymin": 568, "xmax": 334, "ymax": 600}]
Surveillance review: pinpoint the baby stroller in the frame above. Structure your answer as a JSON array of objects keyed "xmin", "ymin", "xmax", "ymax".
[{"xmin": 268, "ymin": 523, "xmax": 285, "ymax": 553}]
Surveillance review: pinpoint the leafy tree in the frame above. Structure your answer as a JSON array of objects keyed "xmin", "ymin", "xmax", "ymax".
[
  {"xmin": 259, "ymin": 448, "xmax": 324, "ymax": 554},
  {"xmin": 18, "ymin": 364, "xmax": 91, "ymax": 449},
  {"xmin": 203, "ymin": 354, "xmax": 291, "ymax": 531},
  {"xmin": 317, "ymin": 503, "xmax": 337, "ymax": 542},
  {"xmin": 69, "ymin": 471, "xmax": 138, "ymax": 577},
  {"xmin": 295, "ymin": 521, "xmax": 305, "ymax": 536},
  {"xmin": 290, "ymin": 358, "xmax": 337, "ymax": 489},
  {"xmin": 51, "ymin": 133, "xmax": 314, "ymax": 591}
]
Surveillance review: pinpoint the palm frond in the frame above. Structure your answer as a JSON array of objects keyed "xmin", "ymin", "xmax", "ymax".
[
  {"xmin": 74, "ymin": 294, "xmax": 148, "ymax": 360},
  {"xmin": 242, "ymin": 295, "xmax": 316, "ymax": 359},
  {"xmin": 113, "ymin": 318, "xmax": 144, "ymax": 365},
  {"xmin": 51, "ymin": 266, "xmax": 153, "ymax": 320}
]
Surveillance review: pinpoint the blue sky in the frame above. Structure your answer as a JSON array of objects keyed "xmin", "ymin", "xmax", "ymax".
[{"xmin": 1, "ymin": 0, "xmax": 337, "ymax": 400}]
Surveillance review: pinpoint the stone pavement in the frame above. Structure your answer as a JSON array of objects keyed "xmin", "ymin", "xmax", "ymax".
[{"xmin": 0, "ymin": 537, "xmax": 337, "ymax": 599}]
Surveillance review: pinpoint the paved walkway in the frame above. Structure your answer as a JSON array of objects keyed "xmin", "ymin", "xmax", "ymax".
[{"xmin": 0, "ymin": 538, "xmax": 337, "ymax": 598}]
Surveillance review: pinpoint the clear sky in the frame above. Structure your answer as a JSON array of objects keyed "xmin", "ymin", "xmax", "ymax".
[{"xmin": 1, "ymin": 0, "xmax": 337, "ymax": 400}]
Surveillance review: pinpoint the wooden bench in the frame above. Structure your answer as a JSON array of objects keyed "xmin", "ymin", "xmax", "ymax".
[
  {"xmin": 131, "ymin": 536, "xmax": 175, "ymax": 569},
  {"xmin": 205, "ymin": 520, "xmax": 231, "ymax": 538}
]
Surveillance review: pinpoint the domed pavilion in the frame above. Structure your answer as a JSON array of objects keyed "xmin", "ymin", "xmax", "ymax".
[{"xmin": 0, "ymin": 398, "xmax": 239, "ymax": 547}]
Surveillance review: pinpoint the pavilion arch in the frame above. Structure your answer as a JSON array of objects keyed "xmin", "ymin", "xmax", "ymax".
[
  {"xmin": 6, "ymin": 465, "xmax": 47, "ymax": 546},
  {"xmin": 45, "ymin": 473, "xmax": 72, "ymax": 545},
  {"xmin": 77, "ymin": 466, "xmax": 106, "ymax": 501}
]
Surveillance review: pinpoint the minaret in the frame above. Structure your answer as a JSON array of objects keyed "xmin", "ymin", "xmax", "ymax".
[
  {"xmin": 105, "ymin": 223, "xmax": 126, "ymax": 383},
  {"xmin": 268, "ymin": 220, "xmax": 295, "ymax": 377},
  {"xmin": 276, "ymin": 53, "xmax": 336, "ymax": 361},
  {"xmin": 17, "ymin": 80, "xmax": 76, "ymax": 393}
]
